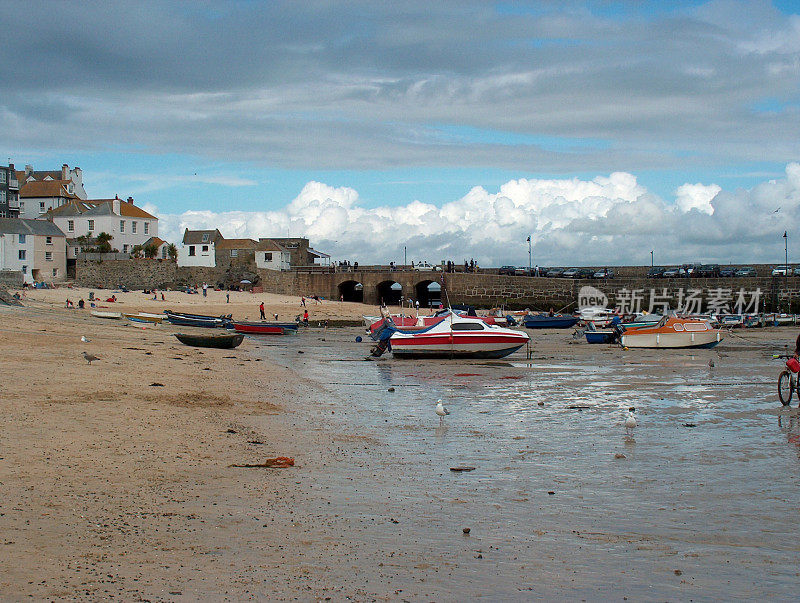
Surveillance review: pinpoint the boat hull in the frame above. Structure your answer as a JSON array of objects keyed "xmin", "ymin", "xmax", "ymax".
[
  {"xmin": 174, "ymin": 333, "xmax": 244, "ymax": 349},
  {"xmin": 621, "ymin": 330, "xmax": 723, "ymax": 349},
  {"xmin": 585, "ymin": 330, "xmax": 616, "ymax": 344},
  {"xmin": 523, "ymin": 315, "xmax": 579, "ymax": 329},
  {"xmin": 390, "ymin": 333, "xmax": 528, "ymax": 359},
  {"xmin": 91, "ymin": 311, "xmax": 122, "ymax": 319},
  {"xmin": 233, "ymin": 322, "xmax": 285, "ymax": 335},
  {"xmin": 124, "ymin": 313, "xmax": 163, "ymax": 323}
]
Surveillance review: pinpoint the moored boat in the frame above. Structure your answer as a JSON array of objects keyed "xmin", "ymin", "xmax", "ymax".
[
  {"xmin": 174, "ymin": 332, "xmax": 244, "ymax": 349},
  {"xmin": 619, "ymin": 317, "xmax": 724, "ymax": 349},
  {"xmin": 380, "ymin": 313, "xmax": 530, "ymax": 359},
  {"xmin": 232, "ymin": 321, "xmax": 286, "ymax": 335},
  {"xmin": 124, "ymin": 312, "xmax": 164, "ymax": 324},
  {"xmin": 165, "ymin": 310, "xmax": 232, "ymax": 328},
  {"xmin": 91, "ymin": 310, "xmax": 122, "ymax": 319},
  {"xmin": 523, "ymin": 314, "xmax": 579, "ymax": 329}
]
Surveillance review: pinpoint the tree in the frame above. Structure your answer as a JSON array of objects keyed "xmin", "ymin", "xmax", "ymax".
[
  {"xmin": 95, "ymin": 232, "xmax": 113, "ymax": 253},
  {"xmin": 143, "ymin": 243, "xmax": 159, "ymax": 259},
  {"xmin": 130, "ymin": 244, "xmax": 144, "ymax": 258},
  {"xmin": 167, "ymin": 243, "xmax": 177, "ymax": 260}
]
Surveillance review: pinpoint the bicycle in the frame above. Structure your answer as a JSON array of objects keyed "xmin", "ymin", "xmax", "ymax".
[{"xmin": 776, "ymin": 355, "xmax": 800, "ymax": 406}]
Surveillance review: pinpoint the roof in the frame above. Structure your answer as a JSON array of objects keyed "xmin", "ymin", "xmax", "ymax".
[
  {"xmin": 308, "ymin": 248, "xmax": 330, "ymax": 258},
  {"xmin": 43, "ymin": 198, "xmax": 157, "ymax": 220},
  {"xmin": 256, "ymin": 238, "xmax": 288, "ymax": 252},
  {"xmin": 143, "ymin": 236, "xmax": 167, "ymax": 248},
  {"xmin": 183, "ymin": 229, "xmax": 223, "ymax": 245},
  {"xmin": 17, "ymin": 170, "xmax": 64, "ymax": 182},
  {"xmin": 19, "ymin": 180, "xmax": 78, "ymax": 199},
  {"xmin": 216, "ymin": 238, "xmax": 256, "ymax": 250},
  {"xmin": 0, "ymin": 218, "xmax": 66, "ymax": 237}
]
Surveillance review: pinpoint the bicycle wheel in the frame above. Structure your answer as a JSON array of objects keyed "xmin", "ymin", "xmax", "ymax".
[{"xmin": 778, "ymin": 370, "xmax": 794, "ymax": 406}]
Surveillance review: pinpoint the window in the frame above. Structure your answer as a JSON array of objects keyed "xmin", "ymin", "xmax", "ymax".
[
  {"xmin": 122, "ymin": 244, "xmax": 128, "ymax": 253},
  {"xmin": 202, "ymin": 245, "xmax": 208, "ymax": 252},
  {"xmin": 68, "ymin": 220, "xmax": 74, "ymax": 232},
  {"xmin": 39, "ymin": 201, "xmax": 45, "ymax": 212},
  {"xmin": 74, "ymin": 247, "xmax": 79, "ymax": 255},
  {"xmin": 0, "ymin": 190, "xmax": 5, "ymax": 202},
  {"xmin": 18, "ymin": 250, "xmax": 26, "ymax": 260},
  {"xmin": 52, "ymin": 268, "xmax": 58, "ymax": 277},
  {"xmin": 451, "ymin": 323, "xmax": 485, "ymax": 331},
  {"xmin": 131, "ymin": 221, "xmax": 137, "ymax": 233},
  {"xmin": 144, "ymin": 222, "xmax": 149, "ymax": 234},
  {"xmin": 46, "ymin": 236, "xmax": 52, "ymax": 245},
  {"xmin": 230, "ymin": 249, "xmax": 238, "ymax": 258},
  {"xmin": 0, "ymin": 170, "xmax": 5, "ymax": 183},
  {"xmin": 21, "ymin": 265, "xmax": 27, "ymax": 274},
  {"xmin": 265, "ymin": 252, "xmax": 273, "ymax": 261},
  {"xmin": 19, "ymin": 201, "xmax": 24, "ymax": 211},
  {"xmin": 202, "ymin": 233, "xmax": 210, "ymax": 242},
  {"xmin": 19, "ymin": 234, "xmax": 25, "ymax": 244},
  {"xmin": 0, "ymin": 211, "xmax": 5, "ymax": 218},
  {"xmin": 45, "ymin": 251, "xmax": 52, "ymax": 261},
  {"xmin": 188, "ymin": 245, "xmax": 196, "ymax": 256},
  {"xmin": 88, "ymin": 220, "xmax": 94, "ymax": 231},
  {"xmin": 119, "ymin": 220, "xmax": 125, "ymax": 233}
]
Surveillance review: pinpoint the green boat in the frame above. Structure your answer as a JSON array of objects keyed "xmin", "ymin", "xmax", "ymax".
[{"xmin": 174, "ymin": 332, "xmax": 244, "ymax": 349}]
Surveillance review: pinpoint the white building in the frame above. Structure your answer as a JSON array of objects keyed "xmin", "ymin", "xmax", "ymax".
[
  {"xmin": 255, "ymin": 238, "xmax": 291, "ymax": 271},
  {"xmin": 0, "ymin": 218, "xmax": 66, "ymax": 284},
  {"xmin": 16, "ymin": 163, "xmax": 88, "ymax": 218},
  {"xmin": 142, "ymin": 236, "xmax": 171, "ymax": 259},
  {"xmin": 177, "ymin": 229, "xmax": 223, "ymax": 267},
  {"xmin": 45, "ymin": 196, "xmax": 159, "ymax": 258}
]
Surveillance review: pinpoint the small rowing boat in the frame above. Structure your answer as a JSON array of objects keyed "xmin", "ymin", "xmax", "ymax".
[
  {"xmin": 232, "ymin": 321, "xmax": 286, "ymax": 335},
  {"xmin": 123, "ymin": 312, "xmax": 164, "ymax": 324},
  {"xmin": 174, "ymin": 332, "xmax": 244, "ymax": 349},
  {"xmin": 91, "ymin": 310, "xmax": 122, "ymax": 320},
  {"xmin": 523, "ymin": 314, "xmax": 579, "ymax": 329}
]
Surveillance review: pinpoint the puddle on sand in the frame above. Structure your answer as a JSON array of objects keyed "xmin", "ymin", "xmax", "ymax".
[{"xmin": 250, "ymin": 327, "xmax": 800, "ymax": 599}]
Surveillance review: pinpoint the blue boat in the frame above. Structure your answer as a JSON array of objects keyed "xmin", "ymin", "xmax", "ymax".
[
  {"xmin": 165, "ymin": 311, "xmax": 232, "ymax": 328},
  {"xmin": 523, "ymin": 314, "xmax": 579, "ymax": 329},
  {"xmin": 584, "ymin": 328, "xmax": 617, "ymax": 344}
]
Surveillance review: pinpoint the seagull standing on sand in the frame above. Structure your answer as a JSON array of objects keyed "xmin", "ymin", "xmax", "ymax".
[
  {"xmin": 625, "ymin": 408, "xmax": 637, "ymax": 435},
  {"xmin": 82, "ymin": 351, "xmax": 99, "ymax": 365},
  {"xmin": 81, "ymin": 336, "xmax": 90, "ymax": 343},
  {"xmin": 436, "ymin": 399, "xmax": 450, "ymax": 423}
]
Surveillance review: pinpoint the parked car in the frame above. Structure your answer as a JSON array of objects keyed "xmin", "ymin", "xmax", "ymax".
[
  {"xmin": 718, "ymin": 266, "xmax": 737, "ymax": 277},
  {"xmin": 794, "ymin": 267, "xmax": 800, "ymax": 277},
  {"xmin": 498, "ymin": 265, "xmax": 516, "ymax": 275},
  {"xmin": 577, "ymin": 268, "xmax": 596, "ymax": 279},
  {"xmin": 515, "ymin": 267, "xmax": 532, "ymax": 276},
  {"xmin": 546, "ymin": 267, "xmax": 565, "ymax": 277},
  {"xmin": 647, "ymin": 267, "xmax": 666, "ymax": 278},
  {"xmin": 697, "ymin": 264, "xmax": 720, "ymax": 278},
  {"xmin": 561, "ymin": 267, "xmax": 580, "ymax": 278},
  {"xmin": 662, "ymin": 267, "xmax": 680, "ymax": 278},
  {"xmin": 679, "ymin": 264, "xmax": 699, "ymax": 277},
  {"xmin": 736, "ymin": 266, "xmax": 756, "ymax": 277},
  {"xmin": 772, "ymin": 265, "xmax": 792, "ymax": 276},
  {"xmin": 593, "ymin": 267, "xmax": 615, "ymax": 279},
  {"xmin": 413, "ymin": 261, "xmax": 441, "ymax": 271}
]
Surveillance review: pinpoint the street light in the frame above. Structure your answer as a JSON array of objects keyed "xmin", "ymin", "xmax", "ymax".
[
  {"xmin": 650, "ymin": 250, "xmax": 654, "ymax": 268},
  {"xmin": 784, "ymin": 231, "xmax": 789, "ymax": 312},
  {"xmin": 527, "ymin": 235, "xmax": 532, "ymax": 274}
]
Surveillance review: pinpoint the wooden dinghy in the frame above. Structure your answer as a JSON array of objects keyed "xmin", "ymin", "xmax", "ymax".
[
  {"xmin": 174, "ymin": 332, "xmax": 244, "ymax": 349},
  {"xmin": 91, "ymin": 310, "xmax": 123, "ymax": 319}
]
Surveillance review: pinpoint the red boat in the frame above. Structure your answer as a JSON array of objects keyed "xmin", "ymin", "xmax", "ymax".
[{"xmin": 232, "ymin": 321, "xmax": 285, "ymax": 335}]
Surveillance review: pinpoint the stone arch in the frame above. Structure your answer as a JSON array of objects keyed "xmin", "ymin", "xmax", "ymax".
[
  {"xmin": 338, "ymin": 280, "xmax": 363, "ymax": 303},
  {"xmin": 376, "ymin": 280, "xmax": 403, "ymax": 306},
  {"xmin": 415, "ymin": 279, "xmax": 442, "ymax": 308}
]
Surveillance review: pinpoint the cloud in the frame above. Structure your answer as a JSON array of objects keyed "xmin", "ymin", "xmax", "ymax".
[{"xmin": 154, "ymin": 163, "xmax": 800, "ymax": 267}]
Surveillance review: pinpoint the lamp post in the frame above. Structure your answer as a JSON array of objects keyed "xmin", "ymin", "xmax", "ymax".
[
  {"xmin": 404, "ymin": 246, "xmax": 407, "ymax": 269},
  {"xmin": 527, "ymin": 235, "xmax": 532, "ymax": 274},
  {"xmin": 650, "ymin": 250, "xmax": 654, "ymax": 268},
  {"xmin": 784, "ymin": 231, "xmax": 789, "ymax": 312}
]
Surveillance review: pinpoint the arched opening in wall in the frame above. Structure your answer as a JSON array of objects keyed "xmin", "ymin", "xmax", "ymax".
[
  {"xmin": 338, "ymin": 280, "xmax": 363, "ymax": 303},
  {"xmin": 415, "ymin": 280, "xmax": 442, "ymax": 308},
  {"xmin": 377, "ymin": 280, "xmax": 402, "ymax": 306}
]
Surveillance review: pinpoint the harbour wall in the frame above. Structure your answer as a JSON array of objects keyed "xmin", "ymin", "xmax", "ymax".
[{"xmin": 74, "ymin": 259, "xmax": 800, "ymax": 312}]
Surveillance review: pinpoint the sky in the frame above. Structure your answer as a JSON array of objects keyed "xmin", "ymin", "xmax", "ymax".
[{"xmin": 3, "ymin": 0, "xmax": 800, "ymax": 266}]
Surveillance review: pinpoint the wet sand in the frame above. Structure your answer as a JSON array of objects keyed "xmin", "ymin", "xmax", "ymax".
[{"xmin": 2, "ymin": 296, "xmax": 800, "ymax": 599}]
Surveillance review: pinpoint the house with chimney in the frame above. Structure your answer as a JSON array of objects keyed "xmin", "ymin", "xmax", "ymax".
[
  {"xmin": 255, "ymin": 238, "xmax": 291, "ymax": 270},
  {"xmin": 0, "ymin": 218, "xmax": 66, "ymax": 284},
  {"xmin": 177, "ymin": 229, "xmax": 223, "ymax": 267},
  {"xmin": 43, "ymin": 196, "xmax": 159, "ymax": 259},
  {"xmin": 17, "ymin": 163, "xmax": 87, "ymax": 218}
]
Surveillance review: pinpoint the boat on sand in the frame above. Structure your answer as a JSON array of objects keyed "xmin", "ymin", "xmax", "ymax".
[
  {"xmin": 174, "ymin": 332, "xmax": 244, "ymax": 349},
  {"xmin": 619, "ymin": 317, "xmax": 724, "ymax": 349}
]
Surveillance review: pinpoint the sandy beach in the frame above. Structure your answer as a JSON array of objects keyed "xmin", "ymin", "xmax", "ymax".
[{"xmin": 2, "ymin": 289, "xmax": 800, "ymax": 600}]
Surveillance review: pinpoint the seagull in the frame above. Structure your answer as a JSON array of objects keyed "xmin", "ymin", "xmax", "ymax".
[
  {"xmin": 82, "ymin": 351, "xmax": 99, "ymax": 365},
  {"xmin": 708, "ymin": 358, "xmax": 715, "ymax": 368},
  {"xmin": 81, "ymin": 336, "xmax": 90, "ymax": 343},
  {"xmin": 435, "ymin": 399, "xmax": 450, "ymax": 423},
  {"xmin": 624, "ymin": 409, "xmax": 637, "ymax": 434},
  {"xmin": 774, "ymin": 207, "xmax": 781, "ymax": 213}
]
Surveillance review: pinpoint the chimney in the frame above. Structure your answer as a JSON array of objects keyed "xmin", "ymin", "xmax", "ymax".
[
  {"xmin": 126, "ymin": 196, "xmax": 134, "ymax": 204},
  {"xmin": 62, "ymin": 164, "xmax": 68, "ymax": 180},
  {"xmin": 25, "ymin": 164, "xmax": 33, "ymax": 176},
  {"xmin": 112, "ymin": 195, "xmax": 120, "ymax": 215}
]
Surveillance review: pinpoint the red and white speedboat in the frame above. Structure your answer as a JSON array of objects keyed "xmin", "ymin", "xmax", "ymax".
[{"xmin": 388, "ymin": 313, "xmax": 530, "ymax": 359}]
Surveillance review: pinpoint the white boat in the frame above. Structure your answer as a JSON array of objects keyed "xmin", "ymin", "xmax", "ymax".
[
  {"xmin": 388, "ymin": 313, "xmax": 530, "ymax": 358},
  {"xmin": 91, "ymin": 310, "xmax": 123, "ymax": 320},
  {"xmin": 123, "ymin": 312, "xmax": 164, "ymax": 324},
  {"xmin": 620, "ymin": 316, "xmax": 724, "ymax": 349}
]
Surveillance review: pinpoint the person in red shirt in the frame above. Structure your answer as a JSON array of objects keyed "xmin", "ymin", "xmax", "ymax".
[{"xmin": 259, "ymin": 302, "xmax": 266, "ymax": 320}]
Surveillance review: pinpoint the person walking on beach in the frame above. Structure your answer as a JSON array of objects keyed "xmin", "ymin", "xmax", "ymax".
[
  {"xmin": 301, "ymin": 296, "xmax": 306, "ymax": 307},
  {"xmin": 259, "ymin": 302, "xmax": 266, "ymax": 320},
  {"xmin": 303, "ymin": 309, "xmax": 309, "ymax": 326},
  {"xmin": 202, "ymin": 283, "xmax": 208, "ymax": 297},
  {"xmin": 226, "ymin": 292, "xmax": 230, "ymax": 304}
]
